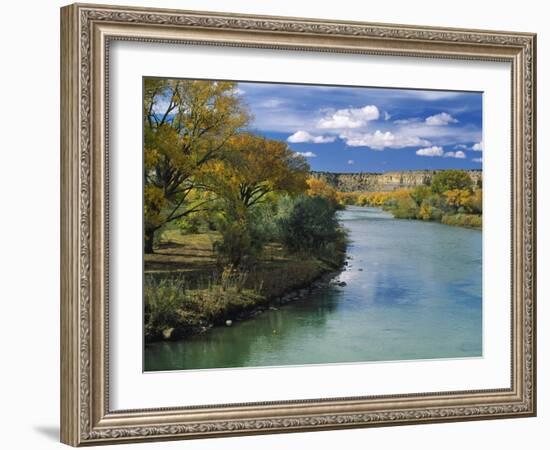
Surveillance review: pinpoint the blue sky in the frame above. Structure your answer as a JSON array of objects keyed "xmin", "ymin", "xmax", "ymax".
[{"xmin": 234, "ymin": 81, "xmax": 483, "ymax": 173}]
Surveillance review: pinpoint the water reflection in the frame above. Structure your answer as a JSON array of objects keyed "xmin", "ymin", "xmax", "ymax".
[{"xmin": 145, "ymin": 206, "xmax": 482, "ymax": 371}]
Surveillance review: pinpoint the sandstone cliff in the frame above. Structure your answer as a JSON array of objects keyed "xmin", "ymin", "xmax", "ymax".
[{"xmin": 311, "ymin": 170, "xmax": 482, "ymax": 192}]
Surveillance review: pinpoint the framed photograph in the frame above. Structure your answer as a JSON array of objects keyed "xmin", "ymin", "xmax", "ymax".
[{"xmin": 60, "ymin": 3, "xmax": 537, "ymax": 446}]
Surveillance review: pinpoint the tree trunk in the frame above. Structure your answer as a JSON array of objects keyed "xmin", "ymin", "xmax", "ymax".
[{"xmin": 144, "ymin": 229, "xmax": 155, "ymax": 254}]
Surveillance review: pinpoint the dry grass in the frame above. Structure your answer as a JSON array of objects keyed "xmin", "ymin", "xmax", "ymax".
[
  {"xmin": 144, "ymin": 230, "xmax": 346, "ymax": 341},
  {"xmin": 144, "ymin": 231, "xmax": 219, "ymax": 273}
]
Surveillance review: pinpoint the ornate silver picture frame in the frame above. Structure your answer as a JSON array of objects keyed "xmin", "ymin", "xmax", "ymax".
[{"xmin": 61, "ymin": 3, "xmax": 536, "ymax": 446}]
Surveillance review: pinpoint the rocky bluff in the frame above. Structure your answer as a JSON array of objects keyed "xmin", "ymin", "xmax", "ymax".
[{"xmin": 311, "ymin": 170, "xmax": 482, "ymax": 192}]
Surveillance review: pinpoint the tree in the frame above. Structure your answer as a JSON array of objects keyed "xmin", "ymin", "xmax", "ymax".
[
  {"xmin": 207, "ymin": 133, "xmax": 309, "ymax": 211},
  {"xmin": 431, "ymin": 170, "xmax": 473, "ymax": 194},
  {"xmin": 444, "ymin": 189, "xmax": 472, "ymax": 212},
  {"xmin": 409, "ymin": 185, "xmax": 432, "ymax": 207},
  {"xmin": 463, "ymin": 188, "xmax": 483, "ymax": 214},
  {"xmin": 143, "ymin": 79, "xmax": 249, "ymax": 253},
  {"xmin": 207, "ymin": 134, "xmax": 309, "ymax": 266},
  {"xmin": 306, "ymin": 177, "xmax": 339, "ymax": 207},
  {"xmin": 279, "ymin": 195, "xmax": 341, "ymax": 254}
]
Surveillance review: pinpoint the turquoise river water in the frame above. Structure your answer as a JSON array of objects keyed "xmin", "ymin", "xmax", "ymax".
[{"xmin": 144, "ymin": 206, "xmax": 482, "ymax": 371}]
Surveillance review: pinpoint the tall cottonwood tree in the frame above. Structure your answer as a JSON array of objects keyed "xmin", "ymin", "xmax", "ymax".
[
  {"xmin": 207, "ymin": 133, "xmax": 310, "ymax": 214},
  {"xmin": 205, "ymin": 133, "xmax": 310, "ymax": 266},
  {"xmin": 143, "ymin": 78, "xmax": 249, "ymax": 253}
]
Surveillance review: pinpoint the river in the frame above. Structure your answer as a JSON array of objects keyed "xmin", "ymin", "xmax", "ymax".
[{"xmin": 144, "ymin": 206, "xmax": 482, "ymax": 371}]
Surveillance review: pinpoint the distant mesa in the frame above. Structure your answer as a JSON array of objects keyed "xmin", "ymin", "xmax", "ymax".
[{"xmin": 311, "ymin": 169, "xmax": 482, "ymax": 192}]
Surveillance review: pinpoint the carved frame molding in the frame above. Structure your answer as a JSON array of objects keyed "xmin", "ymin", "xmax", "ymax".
[{"xmin": 60, "ymin": 3, "xmax": 536, "ymax": 446}]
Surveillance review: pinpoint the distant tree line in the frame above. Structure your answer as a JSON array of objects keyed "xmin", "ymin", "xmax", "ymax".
[{"xmin": 311, "ymin": 170, "xmax": 482, "ymax": 229}]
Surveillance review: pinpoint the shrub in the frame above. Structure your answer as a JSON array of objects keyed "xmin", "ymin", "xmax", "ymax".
[
  {"xmin": 357, "ymin": 194, "xmax": 370, "ymax": 206},
  {"xmin": 144, "ymin": 277, "xmax": 186, "ymax": 336},
  {"xmin": 214, "ymin": 218, "xmax": 258, "ymax": 267},
  {"xmin": 390, "ymin": 197, "xmax": 419, "ymax": 219},
  {"xmin": 430, "ymin": 206, "xmax": 443, "ymax": 221},
  {"xmin": 175, "ymin": 213, "xmax": 201, "ymax": 234},
  {"xmin": 463, "ymin": 189, "xmax": 483, "ymax": 214},
  {"xmin": 246, "ymin": 202, "xmax": 279, "ymax": 245},
  {"xmin": 417, "ymin": 203, "xmax": 433, "ymax": 221},
  {"xmin": 441, "ymin": 213, "xmax": 482, "ymax": 228},
  {"xmin": 214, "ymin": 202, "xmax": 280, "ymax": 267},
  {"xmin": 306, "ymin": 177, "xmax": 339, "ymax": 208},
  {"xmin": 278, "ymin": 195, "xmax": 342, "ymax": 254},
  {"xmin": 336, "ymin": 191, "xmax": 359, "ymax": 207},
  {"xmin": 144, "ymin": 272, "xmax": 264, "ymax": 338}
]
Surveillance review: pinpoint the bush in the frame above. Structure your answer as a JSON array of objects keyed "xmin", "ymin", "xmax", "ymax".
[
  {"xmin": 441, "ymin": 213, "xmax": 482, "ymax": 228},
  {"xmin": 357, "ymin": 194, "xmax": 370, "ymax": 206},
  {"xmin": 417, "ymin": 203, "xmax": 433, "ymax": 221},
  {"xmin": 144, "ymin": 277, "xmax": 186, "ymax": 336},
  {"xmin": 214, "ymin": 202, "xmax": 280, "ymax": 267},
  {"xmin": 175, "ymin": 214, "xmax": 201, "ymax": 234},
  {"xmin": 247, "ymin": 202, "xmax": 279, "ymax": 244},
  {"xmin": 390, "ymin": 197, "xmax": 419, "ymax": 219},
  {"xmin": 144, "ymin": 272, "xmax": 263, "ymax": 339},
  {"xmin": 278, "ymin": 195, "xmax": 343, "ymax": 254},
  {"xmin": 463, "ymin": 189, "xmax": 483, "ymax": 214},
  {"xmin": 214, "ymin": 218, "xmax": 258, "ymax": 267}
]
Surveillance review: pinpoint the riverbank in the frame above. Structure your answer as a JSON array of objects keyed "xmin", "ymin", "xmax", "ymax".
[
  {"xmin": 323, "ymin": 170, "xmax": 482, "ymax": 230},
  {"xmin": 144, "ymin": 231, "xmax": 347, "ymax": 342},
  {"xmin": 383, "ymin": 206, "xmax": 482, "ymax": 229},
  {"xmin": 336, "ymin": 191, "xmax": 482, "ymax": 229},
  {"xmin": 338, "ymin": 196, "xmax": 482, "ymax": 229},
  {"xmin": 145, "ymin": 206, "xmax": 482, "ymax": 371}
]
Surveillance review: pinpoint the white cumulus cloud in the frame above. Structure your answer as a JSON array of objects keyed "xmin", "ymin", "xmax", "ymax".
[
  {"xmin": 317, "ymin": 105, "xmax": 380, "ymax": 129},
  {"xmin": 444, "ymin": 150, "xmax": 466, "ymax": 159},
  {"xmin": 425, "ymin": 112, "xmax": 459, "ymax": 126},
  {"xmin": 472, "ymin": 141, "xmax": 483, "ymax": 151},
  {"xmin": 287, "ymin": 130, "xmax": 335, "ymax": 144},
  {"xmin": 294, "ymin": 151, "xmax": 317, "ymax": 158},
  {"xmin": 341, "ymin": 130, "xmax": 430, "ymax": 150},
  {"xmin": 416, "ymin": 146, "xmax": 444, "ymax": 157},
  {"xmin": 347, "ymin": 160, "xmax": 355, "ymax": 165},
  {"xmin": 472, "ymin": 157, "xmax": 483, "ymax": 163}
]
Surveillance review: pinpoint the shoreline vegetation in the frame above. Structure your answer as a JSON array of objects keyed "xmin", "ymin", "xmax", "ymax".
[
  {"xmin": 145, "ymin": 230, "xmax": 347, "ymax": 342},
  {"xmin": 143, "ymin": 78, "xmax": 482, "ymax": 343},
  {"xmin": 317, "ymin": 169, "xmax": 483, "ymax": 230},
  {"xmin": 144, "ymin": 185, "xmax": 350, "ymax": 342}
]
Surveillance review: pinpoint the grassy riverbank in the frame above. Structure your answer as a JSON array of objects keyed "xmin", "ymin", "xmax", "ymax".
[{"xmin": 144, "ymin": 230, "xmax": 346, "ymax": 342}]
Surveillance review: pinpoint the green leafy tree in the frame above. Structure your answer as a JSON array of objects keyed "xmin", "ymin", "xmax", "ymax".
[
  {"xmin": 279, "ymin": 196, "xmax": 341, "ymax": 254},
  {"xmin": 208, "ymin": 134, "xmax": 309, "ymax": 266},
  {"xmin": 409, "ymin": 185, "xmax": 432, "ymax": 207},
  {"xmin": 431, "ymin": 169, "xmax": 473, "ymax": 194}
]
